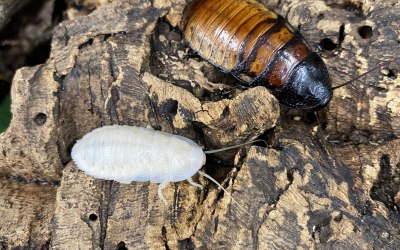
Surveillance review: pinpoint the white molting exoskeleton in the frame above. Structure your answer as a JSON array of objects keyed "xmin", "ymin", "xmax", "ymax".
[{"xmin": 71, "ymin": 125, "xmax": 206, "ymax": 203}]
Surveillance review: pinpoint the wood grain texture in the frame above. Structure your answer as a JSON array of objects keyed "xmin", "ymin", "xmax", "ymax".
[
  {"xmin": 0, "ymin": 179, "xmax": 56, "ymax": 249},
  {"xmin": 0, "ymin": 0, "xmax": 399, "ymax": 248}
]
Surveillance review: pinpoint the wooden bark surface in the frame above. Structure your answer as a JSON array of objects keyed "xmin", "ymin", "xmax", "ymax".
[{"xmin": 0, "ymin": 0, "xmax": 399, "ymax": 249}]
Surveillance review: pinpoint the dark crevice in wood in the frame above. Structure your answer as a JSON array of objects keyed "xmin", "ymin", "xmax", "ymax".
[
  {"xmin": 371, "ymin": 155, "xmax": 400, "ymax": 213},
  {"xmin": 99, "ymin": 181, "xmax": 113, "ymax": 249},
  {"xmin": 0, "ymin": 174, "xmax": 60, "ymax": 186},
  {"xmin": 161, "ymin": 226, "xmax": 170, "ymax": 250}
]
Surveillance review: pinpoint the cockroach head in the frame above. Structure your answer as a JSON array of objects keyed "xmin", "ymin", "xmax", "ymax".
[{"xmin": 274, "ymin": 53, "xmax": 332, "ymax": 110}]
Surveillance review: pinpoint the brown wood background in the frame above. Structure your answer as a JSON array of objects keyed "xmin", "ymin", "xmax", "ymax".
[{"xmin": 0, "ymin": 0, "xmax": 399, "ymax": 249}]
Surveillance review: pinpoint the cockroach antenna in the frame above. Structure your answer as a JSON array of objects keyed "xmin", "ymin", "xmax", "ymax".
[
  {"xmin": 314, "ymin": 55, "xmax": 399, "ymax": 134},
  {"xmin": 201, "ymin": 139, "xmax": 268, "ymax": 218},
  {"xmin": 197, "ymin": 170, "xmax": 253, "ymax": 218},
  {"xmin": 204, "ymin": 139, "xmax": 268, "ymax": 154},
  {"xmin": 332, "ymin": 56, "xmax": 400, "ymax": 90}
]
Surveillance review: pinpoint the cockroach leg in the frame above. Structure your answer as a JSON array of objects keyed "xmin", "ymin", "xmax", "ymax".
[
  {"xmin": 158, "ymin": 182, "xmax": 169, "ymax": 205},
  {"xmin": 187, "ymin": 177, "xmax": 203, "ymax": 190}
]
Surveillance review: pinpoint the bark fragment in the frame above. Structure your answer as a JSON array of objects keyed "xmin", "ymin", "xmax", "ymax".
[{"xmin": 0, "ymin": 0, "xmax": 399, "ymax": 248}]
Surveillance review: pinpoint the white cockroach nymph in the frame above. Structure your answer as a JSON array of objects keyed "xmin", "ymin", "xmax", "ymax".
[{"xmin": 71, "ymin": 125, "xmax": 259, "ymax": 211}]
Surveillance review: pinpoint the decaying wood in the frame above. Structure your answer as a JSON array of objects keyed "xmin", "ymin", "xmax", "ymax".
[
  {"xmin": 0, "ymin": 0, "xmax": 32, "ymax": 31},
  {"xmin": 0, "ymin": 0, "xmax": 399, "ymax": 248},
  {"xmin": 0, "ymin": 179, "xmax": 56, "ymax": 249}
]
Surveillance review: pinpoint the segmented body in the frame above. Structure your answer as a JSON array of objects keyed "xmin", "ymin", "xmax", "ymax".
[
  {"xmin": 71, "ymin": 125, "xmax": 206, "ymax": 184},
  {"xmin": 181, "ymin": 0, "xmax": 332, "ymax": 109},
  {"xmin": 72, "ymin": 125, "xmax": 255, "ymax": 210}
]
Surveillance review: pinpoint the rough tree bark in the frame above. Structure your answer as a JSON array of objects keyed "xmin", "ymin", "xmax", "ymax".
[{"xmin": 0, "ymin": 0, "xmax": 399, "ymax": 249}]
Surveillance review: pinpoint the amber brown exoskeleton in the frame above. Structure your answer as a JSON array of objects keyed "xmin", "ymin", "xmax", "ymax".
[{"xmin": 180, "ymin": 0, "xmax": 332, "ymax": 109}]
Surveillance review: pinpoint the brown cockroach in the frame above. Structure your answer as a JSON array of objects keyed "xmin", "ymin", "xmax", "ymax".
[
  {"xmin": 180, "ymin": 0, "xmax": 333, "ymax": 110},
  {"xmin": 180, "ymin": 0, "xmax": 400, "ymax": 112}
]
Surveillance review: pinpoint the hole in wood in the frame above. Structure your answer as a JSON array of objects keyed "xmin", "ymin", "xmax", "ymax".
[
  {"xmin": 319, "ymin": 38, "xmax": 337, "ymax": 51},
  {"xmin": 358, "ymin": 25, "xmax": 373, "ymax": 39},
  {"xmin": 338, "ymin": 24, "xmax": 345, "ymax": 43},
  {"xmin": 34, "ymin": 113, "xmax": 47, "ymax": 125},
  {"xmin": 117, "ymin": 241, "xmax": 128, "ymax": 250},
  {"xmin": 387, "ymin": 69, "xmax": 397, "ymax": 79},
  {"xmin": 88, "ymin": 213, "xmax": 98, "ymax": 221}
]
